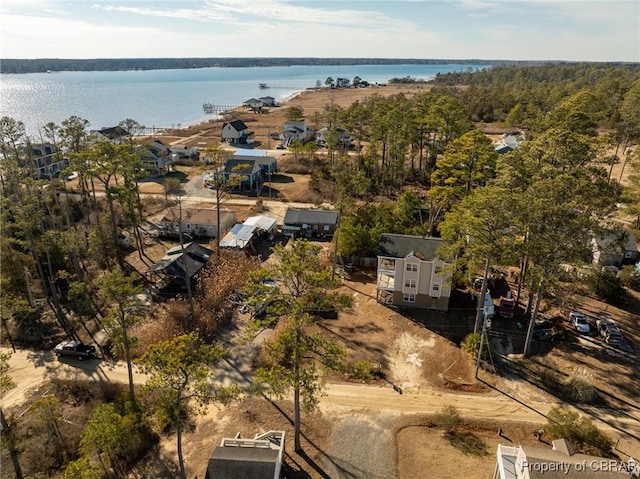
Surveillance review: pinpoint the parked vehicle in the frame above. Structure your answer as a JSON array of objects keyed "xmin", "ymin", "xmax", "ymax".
[
  {"xmin": 533, "ymin": 319, "xmax": 555, "ymax": 341},
  {"xmin": 569, "ymin": 311, "xmax": 590, "ymax": 334},
  {"xmin": 595, "ymin": 317, "xmax": 624, "ymax": 345},
  {"xmin": 54, "ymin": 341, "xmax": 96, "ymax": 360},
  {"xmin": 497, "ymin": 294, "xmax": 516, "ymax": 318}
]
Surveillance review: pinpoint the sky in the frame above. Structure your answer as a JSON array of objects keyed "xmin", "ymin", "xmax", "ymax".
[{"xmin": 0, "ymin": 0, "xmax": 638, "ymax": 62}]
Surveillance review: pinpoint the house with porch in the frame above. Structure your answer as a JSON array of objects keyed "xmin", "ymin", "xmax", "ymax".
[
  {"xmin": 243, "ymin": 98, "xmax": 265, "ymax": 113},
  {"xmin": 281, "ymin": 121, "xmax": 312, "ymax": 147},
  {"xmin": 214, "ymin": 153, "xmax": 277, "ymax": 192},
  {"xmin": 494, "ymin": 438, "xmax": 636, "ymax": 478},
  {"xmin": 136, "ymin": 143, "xmax": 174, "ymax": 175},
  {"xmin": 28, "ymin": 143, "xmax": 68, "ymax": 179},
  {"xmin": 221, "ymin": 120, "xmax": 253, "ymax": 144},
  {"xmin": 376, "ymin": 234, "xmax": 452, "ymax": 311},
  {"xmin": 282, "ymin": 208, "xmax": 339, "ymax": 238},
  {"xmin": 204, "ymin": 430, "xmax": 285, "ymax": 479},
  {"xmin": 146, "ymin": 242, "xmax": 213, "ymax": 299}
]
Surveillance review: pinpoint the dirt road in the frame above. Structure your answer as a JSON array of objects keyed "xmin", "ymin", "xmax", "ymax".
[{"xmin": 4, "ymin": 347, "xmax": 639, "ymax": 442}]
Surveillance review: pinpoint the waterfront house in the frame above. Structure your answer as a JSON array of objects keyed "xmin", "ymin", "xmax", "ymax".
[
  {"xmin": 92, "ymin": 126, "xmax": 130, "ymax": 144},
  {"xmin": 28, "ymin": 143, "xmax": 68, "ymax": 179},
  {"xmin": 376, "ymin": 234, "xmax": 452, "ymax": 311},
  {"xmin": 221, "ymin": 120, "xmax": 253, "ymax": 144},
  {"xmin": 243, "ymin": 98, "xmax": 265, "ymax": 113},
  {"xmin": 259, "ymin": 96, "xmax": 276, "ymax": 107},
  {"xmin": 282, "ymin": 208, "xmax": 339, "ymax": 238}
]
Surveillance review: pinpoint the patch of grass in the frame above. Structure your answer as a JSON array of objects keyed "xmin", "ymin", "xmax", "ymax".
[{"xmin": 447, "ymin": 431, "xmax": 490, "ymax": 457}]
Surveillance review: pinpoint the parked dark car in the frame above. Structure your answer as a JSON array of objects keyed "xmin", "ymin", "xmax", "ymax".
[
  {"xmin": 596, "ymin": 318, "xmax": 624, "ymax": 345},
  {"xmin": 54, "ymin": 341, "xmax": 96, "ymax": 360},
  {"xmin": 533, "ymin": 319, "xmax": 555, "ymax": 342}
]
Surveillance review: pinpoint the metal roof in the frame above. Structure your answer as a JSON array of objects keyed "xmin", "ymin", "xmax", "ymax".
[
  {"xmin": 220, "ymin": 223, "xmax": 257, "ymax": 248},
  {"xmin": 243, "ymin": 215, "xmax": 277, "ymax": 232}
]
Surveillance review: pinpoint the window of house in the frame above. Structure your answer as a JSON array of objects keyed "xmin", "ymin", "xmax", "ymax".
[
  {"xmin": 324, "ymin": 225, "xmax": 330, "ymax": 231},
  {"xmin": 380, "ymin": 258, "xmax": 395, "ymax": 270},
  {"xmin": 403, "ymin": 293, "xmax": 416, "ymax": 303},
  {"xmin": 406, "ymin": 263, "xmax": 418, "ymax": 272},
  {"xmin": 435, "ymin": 266, "xmax": 443, "ymax": 274},
  {"xmin": 432, "ymin": 284, "xmax": 439, "ymax": 292},
  {"xmin": 405, "ymin": 279, "xmax": 416, "ymax": 288}
]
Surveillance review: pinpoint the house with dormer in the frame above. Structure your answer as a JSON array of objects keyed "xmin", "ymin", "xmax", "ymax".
[
  {"xmin": 376, "ymin": 234, "xmax": 452, "ymax": 311},
  {"xmin": 221, "ymin": 120, "xmax": 253, "ymax": 144},
  {"xmin": 92, "ymin": 126, "xmax": 130, "ymax": 144}
]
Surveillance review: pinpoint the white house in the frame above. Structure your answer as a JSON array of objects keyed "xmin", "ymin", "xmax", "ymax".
[
  {"xmin": 591, "ymin": 228, "xmax": 639, "ymax": 268},
  {"xmin": 160, "ymin": 208, "xmax": 236, "ymax": 238},
  {"xmin": 221, "ymin": 120, "xmax": 253, "ymax": 144},
  {"xmin": 281, "ymin": 122, "xmax": 311, "ymax": 146},
  {"xmin": 377, "ymin": 234, "xmax": 452, "ymax": 311},
  {"xmin": 494, "ymin": 439, "xmax": 636, "ymax": 478}
]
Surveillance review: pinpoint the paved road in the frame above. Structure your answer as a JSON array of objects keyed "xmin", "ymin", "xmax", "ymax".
[{"xmin": 4, "ymin": 347, "xmax": 639, "ymax": 442}]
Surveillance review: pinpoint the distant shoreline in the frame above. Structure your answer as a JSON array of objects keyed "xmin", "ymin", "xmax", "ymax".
[{"xmin": 1, "ymin": 57, "xmax": 510, "ymax": 74}]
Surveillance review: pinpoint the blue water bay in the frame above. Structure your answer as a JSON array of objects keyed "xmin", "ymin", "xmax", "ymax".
[{"xmin": 1, "ymin": 63, "xmax": 485, "ymax": 136}]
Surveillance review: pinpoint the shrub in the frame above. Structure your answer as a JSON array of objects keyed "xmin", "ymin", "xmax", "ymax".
[
  {"xmin": 434, "ymin": 405, "xmax": 462, "ymax": 434},
  {"xmin": 546, "ymin": 406, "xmax": 613, "ymax": 457},
  {"xmin": 561, "ymin": 375, "xmax": 597, "ymax": 404},
  {"xmin": 587, "ymin": 270, "xmax": 626, "ymax": 304},
  {"xmin": 461, "ymin": 332, "xmax": 489, "ymax": 360},
  {"xmin": 344, "ymin": 359, "xmax": 375, "ymax": 382},
  {"xmin": 618, "ymin": 265, "xmax": 640, "ymax": 291}
]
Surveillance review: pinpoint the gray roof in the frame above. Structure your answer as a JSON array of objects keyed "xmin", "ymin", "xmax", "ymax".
[
  {"xmin": 283, "ymin": 208, "xmax": 338, "ymax": 226},
  {"xmin": 205, "ymin": 447, "xmax": 278, "ymax": 479},
  {"xmin": 224, "ymin": 119, "xmax": 249, "ymax": 132},
  {"xmin": 378, "ymin": 234, "xmax": 446, "ymax": 260},
  {"xmin": 146, "ymin": 242, "xmax": 212, "ymax": 279}
]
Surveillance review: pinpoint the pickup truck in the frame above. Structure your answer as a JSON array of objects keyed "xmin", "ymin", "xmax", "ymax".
[{"xmin": 54, "ymin": 341, "xmax": 96, "ymax": 360}]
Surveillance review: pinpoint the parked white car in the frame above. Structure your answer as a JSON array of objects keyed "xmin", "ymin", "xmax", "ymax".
[{"xmin": 569, "ymin": 311, "xmax": 590, "ymax": 334}]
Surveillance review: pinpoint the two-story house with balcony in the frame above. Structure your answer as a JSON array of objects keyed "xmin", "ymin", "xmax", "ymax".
[{"xmin": 376, "ymin": 234, "xmax": 452, "ymax": 311}]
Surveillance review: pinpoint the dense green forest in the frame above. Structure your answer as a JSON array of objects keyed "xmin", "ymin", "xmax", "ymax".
[
  {"xmin": 1, "ymin": 63, "xmax": 639, "ymax": 478},
  {"xmin": 0, "ymin": 57, "xmax": 502, "ymax": 74}
]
